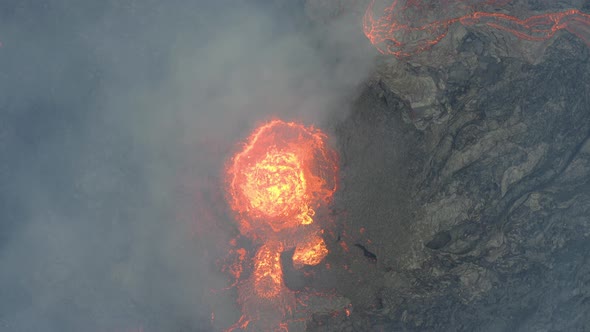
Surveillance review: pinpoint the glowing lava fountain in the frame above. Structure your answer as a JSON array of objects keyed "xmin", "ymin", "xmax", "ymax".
[
  {"xmin": 363, "ymin": 0, "xmax": 590, "ymax": 57},
  {"xmin": 224, "ymin": 119, "xmax": 338, "ymax": 331}
]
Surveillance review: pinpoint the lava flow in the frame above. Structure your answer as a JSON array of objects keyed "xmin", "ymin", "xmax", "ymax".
[
  {"xmin": 363, "ymin": 0, "xmax": 590, "ymax": 57},
  {"xmin": 223, "ymin": 119, "xmax": 339, "ymax": 331}
]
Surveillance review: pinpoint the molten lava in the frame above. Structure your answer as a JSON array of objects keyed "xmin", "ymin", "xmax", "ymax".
[
  {"xmin": 242, "ymin": 150, "xmax": 310, "ymax": 226},
  {"xmin": 292, "ymin": 234, "xmax": 329, "ymax": 269},
  {"xmin": 223, "ymin": 119, "xmax": 339, "ymax": 331},
  {"xmin": 253, "ymin": 241, "xmax": 284, "ymax": 299},
  {"xmin": 363, "ymin": 0, "xmax": 590, "ymax": 57},
  {"xmin": 226, "ymin": 119, "xmax": 338, "ymax": 239}
]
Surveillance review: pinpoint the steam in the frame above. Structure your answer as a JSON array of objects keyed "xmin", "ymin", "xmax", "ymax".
[{"xmin": 0, "ymin": 1, "xmax": 373, "ymax": 331}]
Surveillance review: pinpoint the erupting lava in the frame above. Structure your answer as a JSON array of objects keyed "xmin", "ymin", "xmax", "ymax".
[
  {"xmin": 223, "ymin": 119, "xmax": 339, "ymax": 331},
  {"xmin": 363, "ymin": 0, "xmax": 590, "ymax": 57}
]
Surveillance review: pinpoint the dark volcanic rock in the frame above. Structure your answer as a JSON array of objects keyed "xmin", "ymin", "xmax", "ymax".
[{"xmin": 322, "ymin": 22, "xmax": 590, "ymax": 332}]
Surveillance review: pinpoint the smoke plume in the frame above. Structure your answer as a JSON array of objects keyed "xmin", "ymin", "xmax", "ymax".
[{"xmin": 0, "ymin": 0, "xmax": 373, "ymax": 331}]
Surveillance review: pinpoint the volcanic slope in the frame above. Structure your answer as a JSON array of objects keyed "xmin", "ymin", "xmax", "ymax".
[{"xmin": 307, "ymin": 10, "xmax": 590, "ymax": 332}]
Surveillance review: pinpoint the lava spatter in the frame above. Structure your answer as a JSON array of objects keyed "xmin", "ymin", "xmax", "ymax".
[{"xmin": 292, "ymin": 234, "xmax": 329, "ymax": 269}]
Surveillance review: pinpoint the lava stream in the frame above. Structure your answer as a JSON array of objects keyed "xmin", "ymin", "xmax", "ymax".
[
  {"xmin": 253, "ymin": 241, "xmax": 284, "ymax": 299},
  {"xmin": 363, "ymin": 0, "xmax": 590, "ymax": 57}
]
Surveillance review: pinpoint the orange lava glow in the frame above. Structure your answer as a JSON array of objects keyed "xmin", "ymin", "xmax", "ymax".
[
  {"xmin": 363, "ymin": 0, "xmax": 590, "ymax": 57},
  {"xmin": 223, "ymin": 119, "xmax": 339, "ymax": 331},
  {"xmin": 292, "ymin": 234, "xmax": 329, "ymax": 269},
  {"xmin": 227, "ymin": 120, "xmax": 338, "ymax": 239}
]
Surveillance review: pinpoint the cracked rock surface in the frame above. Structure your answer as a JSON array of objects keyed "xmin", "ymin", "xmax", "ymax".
[{"xmin": 309, "ymin": 2, "xmax": 590, "ymax": 330}]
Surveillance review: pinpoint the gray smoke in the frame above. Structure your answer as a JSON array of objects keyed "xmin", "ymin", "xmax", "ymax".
[{"xmin": 0, "ymin": 1, "xmax": 373, "ymax": 331}]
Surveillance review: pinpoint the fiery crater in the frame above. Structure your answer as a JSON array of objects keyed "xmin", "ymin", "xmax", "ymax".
[
  {"xmin": 223, "ymin": 119, "xmax": 339, "ymax": 331},
  {"xmin": 226, "ymin": 119, "xmax": 338, "ymax": 238}
]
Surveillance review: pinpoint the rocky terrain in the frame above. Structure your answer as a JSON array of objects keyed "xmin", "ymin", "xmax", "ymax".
[{"xmin": 302, "ymin": 0, "xmax": 590, "ymax": 330}]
